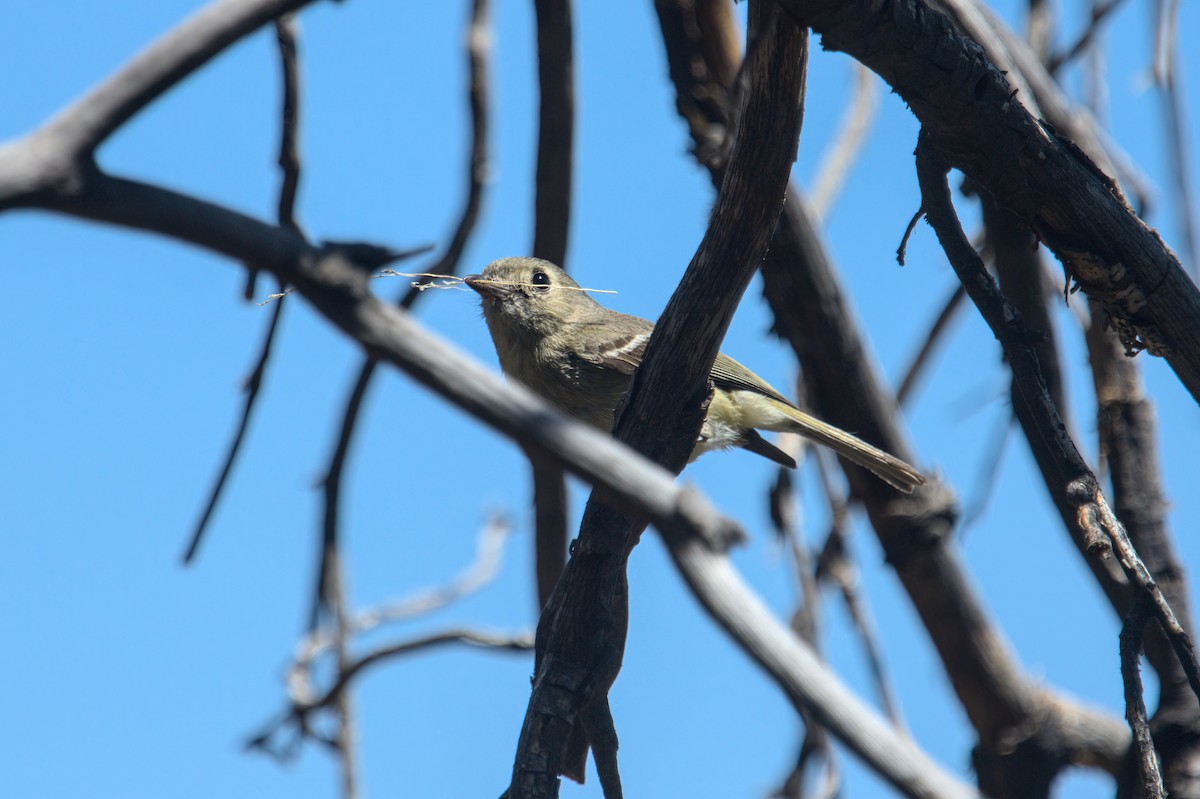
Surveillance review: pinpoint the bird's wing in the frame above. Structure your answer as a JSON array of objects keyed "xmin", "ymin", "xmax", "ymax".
[
  {"xmin": 577, "ymin": 322, "xmax": 797, "ymax": 406},
  {"xmin": 710, "ymin": 352, "xmax": 797, "ymax": 407},
  {"xmin": 574, "ymin": 314, "xmax": 654, "ymax": 375}
]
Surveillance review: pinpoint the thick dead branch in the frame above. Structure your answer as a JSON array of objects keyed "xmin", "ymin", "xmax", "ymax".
[
  {"xmin": 529, "ymin": 453, "xmax": 568, "ymax": 610},
  {"xmin": 936, "ymin": 0, "xmax": 1154, "ymax": 218},
  {"xmin": 657, "ymin": 0, "xmax": 1130, "ymax": 788},
  {"xmin": 924, "ymin": 3, "xmax": 1200, "ymax": 788},
  {"xmin": 776, "ymin": 0, "xmax": 1200, "ymax": 403},
  {"xmin": 507, "ymin": 7, "xmax": 808, "ymax": 796},
  {"xmin": 981, "ymin": 193, "xmax": 1069, "ymax": 421},
  {"xmin": 916, "ymin": 135, "xmax": 1200, "ymax": 791}
]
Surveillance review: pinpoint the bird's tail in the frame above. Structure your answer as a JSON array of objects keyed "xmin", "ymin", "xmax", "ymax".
[{"xmin": 772, "ymin": 404, "xmax": 925, "ymax": 493}]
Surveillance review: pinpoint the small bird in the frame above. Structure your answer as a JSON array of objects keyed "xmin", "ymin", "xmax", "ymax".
[{"xmin": 465, "ymin": 257, "xmax": 924, "ymax": 492}]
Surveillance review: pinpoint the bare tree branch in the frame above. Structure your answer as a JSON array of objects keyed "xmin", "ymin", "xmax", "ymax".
[
  {"xmin": 1086, "ymin": 300, "xmax": 1200, "ymax": 792},
  {"xmin": 313, "ymin": 0, "xmax": 493, "ymax": 623},
  {"xmin": 33, "ymin": 0, "xmax": 319, "ymax": 160},
  {"xmin": 1121, "ymin": 598, "xmax": 1167, "ymax": 799},
  {"xmin": 768, "ymin": 465, "xmax": 841, "ymax": 797},
  {"xmin": 182, "ymin": 292, "xmax": 286, "ymax": 562},
  {"xmin": 811, "ymin": 478, "xmax": 906, "ymax": 731},
  {"xmin": 183, "ymin": 11, "xmax": 303, "ymax": 564},
  {"xmin": 299, "ymin": 514, "xmax": 514, "ymax": 669},
  {"xmin": 777, "ymin": 0, "xmax": 1200, "ymax": 402},
  {"xmin": 531, "ymin": 0, "xmax": 574, "ymax": 267},
  {"xmin": 657, "ymin": 1, "xmax": 1131, "ymax": 787},
  {"xmin": 1152, "ymin": 0, "xmax": 1199, "ymax": 279},
  {"xmin": 916, "ymin": 134, "xmax": 1200, "ymax": 790},
  {"xmin": 928, "ymin": 0, "xmax": 1154, "ymax": 214},
  {"xmin": 248, "ymin": 628, "xmax": 534, "ymax": 759},
  {"xmin": 658, "ymin": 518, "xmax": 981, "ymax": 799},
  {"xmin": 507, "ymin": 7, "xmax": 808, "ymax": 795},
  {"xmin": 1047, "ymin": 0, "xmax": 1127, "ymax": 74},
  {"xmin": 897, "ymin": 282, "xmax": 966, "ymax": 406},
  {"xmin": 808, "ymin": 61, "xmax": 879, "ymax": 222}
]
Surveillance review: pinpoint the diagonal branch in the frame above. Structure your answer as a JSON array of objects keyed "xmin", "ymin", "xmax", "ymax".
[
  {"xmin": 39, "ymin": 0, "xmax": 321, "ymax": 157},
  {"xmin": 183, "ymin": 12, "xmax": 304, "ymax": 564},
  {"xmin": 659, "ymin": 517, "xmax": 981, "ymax": 799},
  {"xmin": 183, "ymin": 292, "xmax": 287, "ymax": 566},
  {"xmin": 507, "ymin": 6, "xmax": 808, "ymax": 796}
]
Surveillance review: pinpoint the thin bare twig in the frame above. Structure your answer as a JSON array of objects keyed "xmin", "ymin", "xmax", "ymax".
[
  {"xmin": 896, "ymin": 282, "xmax": 966, "ymax": 406},
  {"xmin": 274, "ymin": 15, "xmax": 303, "ymax": 234},
  {"xmin": 251, "ymin": 515, "xmax": 523, "ymax": 765},
  {"xmin": 312, "ymin": 0, "xmax": 492, "ymax": 623},
  {"xmin": 1093, "ymin": 495, "xmax": 1200, "ymax": 703},
  {"xmin": 299, "ymin": 515, "xmax": 513, "ymax": 670},
  {"xmin": 1046, "ymin": 0, "xmax": 1127, "ymax": 74},
  {"xmin": 1025, "ymin": 0, "xmax": 1053, "ymax": 63},
  {"xmin": 326, "ymin": 531, "xmax": 358, "ymax": 799},
  {"xmin": 1120, "ymin": 598, "xmax": 1166, "ymax": 799},
  {"xmin": 958, "ymin": 411, "xmax": 1013, "ymax": 535},
  {"xmin": 40, "ymin": 0, "xmax": 318, "ymax": 158},
  {"xmin": 808, "ymin": 61, "xmax": 878, "ymax": 222},
  {"xmin": 766, "ymin": 465, "xmax": 841, "ymax": 797},
  {"xmin": 182, "ymin": 11, "xmax": 304, "ymax": 564},
  {"xmin": 811, "ymin": 456, "xmax": 906, "ymax": 731},
  {"xmin": 181, "ymin": 292, "xmax": 286, "ymax": 562},
  {"xmin": 248, "ymin": 627, "xmax": 534, "ymax": 759},
  {"xmin": 1152, "ymin": 0, "xmax": 1199, "ymax": 278}
]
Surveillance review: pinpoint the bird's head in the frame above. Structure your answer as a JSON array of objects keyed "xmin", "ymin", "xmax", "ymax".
[{"xmin": 465, "ymin": 257, "xmax": 597, "ymax": 341}]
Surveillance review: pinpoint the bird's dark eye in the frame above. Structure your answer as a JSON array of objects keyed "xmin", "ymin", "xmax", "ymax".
[{"xmin": 530, "ymin": 270, "xmax": 551, "ymax": 292}]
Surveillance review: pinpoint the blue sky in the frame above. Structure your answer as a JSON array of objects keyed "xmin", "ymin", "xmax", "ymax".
[{"xmin": 3, "ymin": 1, "xmax": 1198, "ymax": 797}]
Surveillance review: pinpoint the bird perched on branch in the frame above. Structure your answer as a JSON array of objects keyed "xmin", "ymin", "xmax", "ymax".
[{"xmin": 465, "ymin": 256, "xmax": 924, "ymax": 492}]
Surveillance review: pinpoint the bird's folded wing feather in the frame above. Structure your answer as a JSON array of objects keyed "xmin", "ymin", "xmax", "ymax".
[
  {"xmin": 576, "ymin": 319, "xmax": 798, "ymax": 408},
  {"xmin": 709, "ymin": 353, "xmax": 796, "ymax": 407},
  {"xmin": 574, "ymin": 315, "xmax": 654, "ymax": 374}
]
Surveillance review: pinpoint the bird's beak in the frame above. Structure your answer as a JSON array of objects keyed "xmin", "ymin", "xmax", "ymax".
[{"xmin": 464, "ymin": 274, "xmax": 511, "ymax": 300}]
